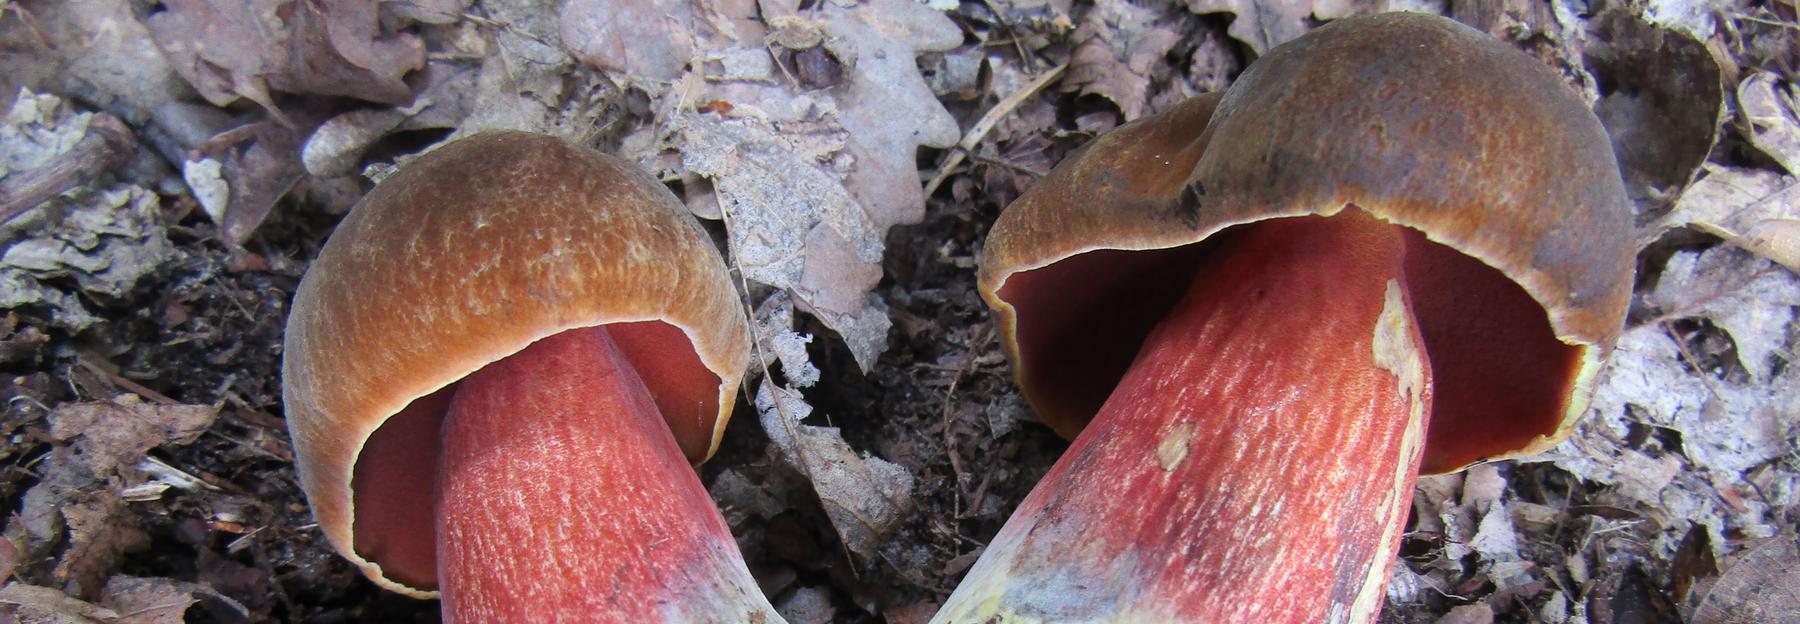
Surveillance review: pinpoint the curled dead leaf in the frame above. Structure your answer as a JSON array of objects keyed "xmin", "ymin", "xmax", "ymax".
[
  {"xmin": 756, "ymin": 380, "xmax": 914, "ymax": 561},
  {"xmin": 1586, "ymin": 9, "xmax": 1725, "ymax": 219},
  {"xmin": 148, "ymin": 0, "xmax": 425, "ymax": 120}
]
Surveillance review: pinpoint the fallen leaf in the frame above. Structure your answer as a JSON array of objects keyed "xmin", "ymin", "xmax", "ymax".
[
  {"xmin": 55, "ymin": 497, "xmax": 147, "ymax": 599},
  {"xmin": 1548, "ymin": 246, "xmax": 1799, "ymax": 547},
  {"xmin": 1649, "ymin": 246, "xmax": 1800, "ymax": 382},
  {"xmin": 754, "ymin": 292, "xmax": 820, "ymax": 389},
  {"xmin": 1585, "ymin": 9, "xmax": 1725, "ymax": 218},
  {"xmin": 453, "ymin": 0, "xmax": 586, "ymax": 134},
  {"xmin": 560, "ymin": 0, "xmax": 701, "ymax": 88},
  {"xmin": 147, "ymin": 0, "xmax": 425, "ymax": 118},
  {"xmin": 1063, "ymin": 0, "xmax": 1183, "ymax": 121},
  {"xmin": 708, "ymin": 469, "xmax": 787, "ymax": 526},
  {"xmin": 1642, "ymin": 0, "xmax": 1720, "ymax": 42},
  {"xmin": 1739, "ymin": 72, "xmax": 1800, "ymax": 176},
  {"xmin": 1692, "ymin": 537, "xmax": 1800, "ymax": 624},
  {"xmin": 1314, "ymin": 0, "xmax": 1446, "ymax": 21},
  {"xmin": 1672, "ymin": 523, "xmax": 1719, "ymax": 611},
  {"xmin": 0, "ymin": 582, "xmax": 122, "ymax": 621},
  {"xmin": 577, "ymin": 0, "xmax": 959, "ymax": 370},
  {"xmin": 1469, "ymin": 501, "xmax": 1521, "ymax": 563},
  {"xmin": 1661, "ymin": 165, "xmax": 1800, "ymax": 271},
  {"xmin": 1435, "ymin": 603, "xmax": 1494, "ymax": 624},
  {"xmin": 301, "ymin": 61, "xmax": 479, "ymax": 180},
  {"xmin": 101, "ymin": 575, "xmax": 247, "ymax": 624},
  {"xmin": 189, "ymin": 119, "xmax": 307, "ymax": 244},
  {"xmin": 1184, "ymin": 0, "xmax": 1313, "ymax": 55},
  {"xmin": 12, "ymin": 396, "xmax": 217, "ymax": 597},
  {"xmin": 0, "ymin": 575, "xmax": 243, "ymax": 624},
  {"xmin": 46, "ymin": 397, "xmax": 218, "ymax": 475},
  {"xmin": 774, "ymin": 586, "xmax": 835, "ymax": 624},
  {"xmin": 1449, "ymin": 0, "xmax": 1596, "ymax": 105},
  {"xmin": 756, "ymin": 380, "xmax": 914, "ymax": 560},
  {"xmin": 7, "ymin": 0, "xmax": 190, "ymax": 124}
]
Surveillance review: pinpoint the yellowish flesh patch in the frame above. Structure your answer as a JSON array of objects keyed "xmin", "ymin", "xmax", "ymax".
[
  {"xmin": 1350, "ymin": 280, "xmax": 1430, "ymax": 623},
  {"xmin": 1157, "ymin": 423, "xmax": 1198, "ymax": 471}
]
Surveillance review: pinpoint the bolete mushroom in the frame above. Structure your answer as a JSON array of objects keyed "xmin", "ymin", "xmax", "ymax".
[
  {"xmin": 935, "ymin": 13, "xmax": 1632, "ymax": 622},
  {"xmin": 282, "ymin": 132, "xmax": 780, "ymax": 621}
]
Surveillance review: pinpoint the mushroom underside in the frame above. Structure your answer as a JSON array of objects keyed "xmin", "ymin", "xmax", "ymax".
[
  {"xmin": 940, "ymin": 208, "xmax": 1578, "ymax": 620},
  {"xmin": 939, "ymin": 207, "xmax": 1431, "ymax": 621},
  {"xmin": 998, "ymin": 208, "xmax": 1582, "ymax": 473},
  {"xmin": 345, "ymin": 320, "xmax": 724, "ymax": 592}
]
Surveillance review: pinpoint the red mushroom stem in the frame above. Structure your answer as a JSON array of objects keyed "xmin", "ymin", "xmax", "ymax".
[
  {"xmin": 940, "ymin": 210, "xmax": 1433, "ymax": 621},
  {"xmin": 435, "ymin": 326, "xmax": 768, "ymax": 622}
]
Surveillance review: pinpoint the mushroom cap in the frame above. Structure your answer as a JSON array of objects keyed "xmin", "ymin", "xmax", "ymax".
[
  {"xmin": 282, "ymin": 131, "xmax": 749, "ymax": 595},
  {"xmin": 978, "ymin": 12, "xmax": 1632, "ymax": 473}
]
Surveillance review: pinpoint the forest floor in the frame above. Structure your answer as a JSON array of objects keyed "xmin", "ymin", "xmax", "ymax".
[{"xmin": 1, "ymin": 0, "xmax": 1797, "ymax": 622}]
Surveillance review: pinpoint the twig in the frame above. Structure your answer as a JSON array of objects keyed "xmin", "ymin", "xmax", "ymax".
[
  {"xmin": 938, "ymin": 325, "xmax": 992, "ymax": 538},
  {"xmin": 1732, "ymin": 13, "xmax": 1800, "ymax": 31},
  {"xmin": 922, "ymin": 63, "xmax": 1068, "ymax": 199},
  {"xmin": 0, "ymin": 113, "xmax": 137, "ymax": 225},
  {"xmin": 76, "ymin": 355, "xmax": 178, "ymax": 405},
  {"xmin": 1662, "ymin": 321, "xmax": 1731, "ymax": 407}
]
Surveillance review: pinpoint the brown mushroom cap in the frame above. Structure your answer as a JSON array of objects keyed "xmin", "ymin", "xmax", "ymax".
[
  {"xmin": 978, "ymin": 13, "xmax": 1632, "ymax": 474},
  {"xmin": 282, "ymin": 131, "xmax": 749, "ymax": 595}
]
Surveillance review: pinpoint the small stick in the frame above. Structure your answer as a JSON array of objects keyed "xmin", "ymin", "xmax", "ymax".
[
  {"xmin": 0, "ymin": 113, "xmax": 137, "ymax": 225},
  {"xmin": 922, "ymin": 63, "xmax": 1068, "ymax": 199}
]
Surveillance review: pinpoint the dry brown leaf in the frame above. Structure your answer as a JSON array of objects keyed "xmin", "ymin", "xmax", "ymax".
[
  {"xmin": 1435, "ymin": 603, "xmax": 1495, "ymax": 624},
  {"xmin": 0, "ymin": 582, "xmax": 121, "ymax": 622},
  {"xmin": 1184, "ymin": 0, "xmax": 1313, "ymax": 55},
  {"xmin": 1449, "ymin": 0, "xmax": 1597, "ymax": 106},
  {"xmin": 387, "ymin": 0, "xmax": 473, "ymax": 24},
  {"xmin": 1063, "ymin": 0, "xmax": 1182, "ymax": 120},
  {"xmin": 1692, "ymin": 537, "xmax": 1800, "ymax": 624},
  {"xmin": 1651, "ymin": 246, "xmax": 1799, "ymax": 383},
  {"xmin": 1662, "ymin": 165, "xmax": 1800, "ymax": 272},
  {"xmin": 1586, "ymin": 9, "xmax": 1724, "ymax": 218},
  {"xmin": 11, "ymin": 397, "xmax": 217, "ymax": 597},
  {"xmin": 753, "ymin": 292, "xmax": 821, "ymax": 388},
  {"xmin": 1186, "ymin": 1, "xmax": 1461, "ymax": 54},
  {"xmin": 455, "ymin": 0, "xmax": 586, "ymax": 135},
  {"xmin": 147, "ymin": 0, "xmax": 425, "ymax": 118},
  {"xmin": 560, "ymin": 0, "xmax": 700, "ymax": 87},
  {"xmin": 756, "ymin": 381, "xmax": 914, "ymax": 560},
  {"xmin": 46, "ymin": 397, "xmax": 218, "ymax": 474},
  {"xmin": 1314, "ymin": 0, "xmax": 1446, "ymax": 20},
  {"xmin": 302, "ymin": 61, "xmax": 479, "ymax": 179},
  {"xmin": 1740, "ymin": 72, "xmax": 1800, "ymax": 176},
  {"xmin": 774, "ymin": 586, "xmax": 835, "ymax": 624},
  {"xmin": 2, "ymin": 0, "xmax": 190, "ymax": 124},
  {"xmin": 185, "ymin": 119, "xmax": 307, "ymax": 245},
  {"xmin": 0, "ymin": 576, "xmax": 241, "ymax": 624},
  {"xmin": 101, "ymin": 576, "xmax": 246, "ymax": 624}
]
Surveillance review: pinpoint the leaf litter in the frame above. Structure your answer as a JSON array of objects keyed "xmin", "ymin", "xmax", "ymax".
[{"xmin": 0, "ymin": 0, "xmax": 1796, "ymax": 621}]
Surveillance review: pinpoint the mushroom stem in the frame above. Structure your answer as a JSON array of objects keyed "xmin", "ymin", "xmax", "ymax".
[
  {"xmin": 937, "ymin": 211, "xmax": 1434, "ymax": 622},
  {"xmin": 435, "ymin": 326, "xmax": 777, "ymax": 623}
]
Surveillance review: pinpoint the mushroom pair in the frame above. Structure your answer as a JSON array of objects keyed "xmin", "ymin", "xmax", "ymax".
[
  {"xmin": 935, "ymin": 12, "xmax": 1632, "ymax": 623},
  {"xmin": 282, "ymin": 12, "xmax": 1632, "ymax": 623},
  {"xmin": 282, "ymin": 133, "xmax": 779, "ymax": 621}
]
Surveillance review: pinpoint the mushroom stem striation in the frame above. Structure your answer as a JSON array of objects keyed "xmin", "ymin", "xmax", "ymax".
[
  {"xmin": 435, "ymin": 325, "xmax": 769, "ymax": 622},
  {"xmin": 936, "ymin": 210, "xmax": 1433, "ymax": 621}
]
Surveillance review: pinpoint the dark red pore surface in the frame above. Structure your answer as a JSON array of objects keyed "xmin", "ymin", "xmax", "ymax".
[
  {"xmin": 998, "ymin": 209, "xmax": 1580, "ymax": 474},
  {"xmin": 347, "ymin": 321, "xmax": 721, "ymax": 590}
]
